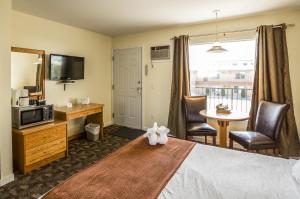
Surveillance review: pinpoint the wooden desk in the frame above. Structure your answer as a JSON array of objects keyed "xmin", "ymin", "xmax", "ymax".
[
  {"xmin": 12, "ymin": 121, "xmax": 67, "ymax": 174},
  {"xmin": 200, "ymin": 110, "xmax": 249, "ymax": 148},
  {"xmin": 55, "ymin": 103, "xmax": 104, "ymax": 139}
]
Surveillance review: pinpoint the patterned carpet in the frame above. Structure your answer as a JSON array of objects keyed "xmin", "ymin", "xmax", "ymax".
[{"xmin": 0, "ymin": 125, "xmax": 130, "ymax": 199}]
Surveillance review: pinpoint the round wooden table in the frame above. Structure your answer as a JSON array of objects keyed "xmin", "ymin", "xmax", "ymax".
[{"xmin": 200, "ymin": 110, "xmax": 250, "ymax": 148}]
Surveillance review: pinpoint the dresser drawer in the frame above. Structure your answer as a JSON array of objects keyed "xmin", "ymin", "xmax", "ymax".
[
  {"xmin": 25, "ymin": 125, "xmax": 66, "ymax": 150},
  {"xmin": 25, "ymin": 138, "xmax": 66, "ymax": 166}
]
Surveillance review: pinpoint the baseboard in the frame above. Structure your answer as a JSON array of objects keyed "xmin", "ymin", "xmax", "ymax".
[
  {"xmin": 0, "ymin": 173, "xmax": 14, "ymax": 187},
  {"xmin": 104, "ymin": 121, "xmax": 113, "ymax": 127}
]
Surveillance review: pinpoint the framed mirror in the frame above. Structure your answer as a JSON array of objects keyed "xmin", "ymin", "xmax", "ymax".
[{"xmin": 11, "ymin": 47, "xmax": 45, "ymax": 100}]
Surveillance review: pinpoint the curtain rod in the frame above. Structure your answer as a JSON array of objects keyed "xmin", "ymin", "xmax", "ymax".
[{"xmin": 170, "ymin": 23, "xmax": 295, "ymax": 40}]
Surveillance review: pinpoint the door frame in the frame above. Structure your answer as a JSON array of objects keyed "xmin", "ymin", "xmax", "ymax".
[{"xmin": 111, "ymin": 46, "xmax": 144, "ymax": 129}]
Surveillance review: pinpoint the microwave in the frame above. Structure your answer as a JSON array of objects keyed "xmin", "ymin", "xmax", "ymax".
[{"xmin": 12, "ymin": 105, "xmax": 54, "ymax": 129}]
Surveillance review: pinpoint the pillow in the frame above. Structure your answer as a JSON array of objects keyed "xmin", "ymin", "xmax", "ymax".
[{"xmin": 292, "ymin": 159, "xmax": 300, "ymax": 184}]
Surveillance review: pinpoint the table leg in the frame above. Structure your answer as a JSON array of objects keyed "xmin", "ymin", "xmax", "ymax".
[
  {"xmin": 217, "ymin": 120, "xmax": 229, "ymax": 148},
  {"xmin": 99, "ymin": 112, "xmax": 104, "ymax": 139}
]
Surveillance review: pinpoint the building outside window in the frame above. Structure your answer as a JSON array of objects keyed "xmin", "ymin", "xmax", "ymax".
[
  {"xmin": 189, "ymin": 40, "xmax": 256, "ymax": 112},
  {"xmin": 235, "ymin": 72, "xmax": 246, "ymax": 79}
]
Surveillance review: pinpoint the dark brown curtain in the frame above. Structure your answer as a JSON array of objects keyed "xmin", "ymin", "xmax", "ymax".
[
  {"xmin": 248, "ymin": 24, "xmax": 300, "ymax": 156},
  {"xmin": 168, "ymin": 35, "xmax": 190, "ymax": 139}
]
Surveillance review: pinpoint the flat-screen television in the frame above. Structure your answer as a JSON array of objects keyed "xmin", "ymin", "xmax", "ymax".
[{"xmin": 49, "ymin": 54, "xmax": 84, "ymax": 80}]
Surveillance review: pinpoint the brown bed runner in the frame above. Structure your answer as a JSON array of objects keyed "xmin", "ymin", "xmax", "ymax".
[{"xmin": 43, "ymin": 136, "xmax": 195, "ymax": 199}]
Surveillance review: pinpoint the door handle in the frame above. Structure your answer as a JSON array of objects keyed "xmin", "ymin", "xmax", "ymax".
[{"xmin": 137, "ymin": 87, "xmax": 142, "ymax": 94}]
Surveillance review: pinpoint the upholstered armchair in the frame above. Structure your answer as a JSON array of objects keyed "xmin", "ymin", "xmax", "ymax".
[
  {"xmin": 229, "ymin": 100, "xmax": 289, "ymax": 155},
  {"xmin": 184, "ymin": 96, "xmax": 217, "ymax": 145}
]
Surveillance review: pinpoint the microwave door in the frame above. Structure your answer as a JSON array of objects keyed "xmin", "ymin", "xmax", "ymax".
[{"xmin": 21, "ymin": 108, "xmax": 44, "ymax": 126}]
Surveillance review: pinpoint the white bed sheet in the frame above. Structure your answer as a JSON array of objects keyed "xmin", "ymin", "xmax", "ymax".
[{"xmin": 158, "ymin": 144, "xmax": 300, "ymax": 199}]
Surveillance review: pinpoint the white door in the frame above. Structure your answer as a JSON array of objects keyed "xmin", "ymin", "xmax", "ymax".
[{"xmin": 113, "ymin": 47, "xmax": 142, "ymax": 129}]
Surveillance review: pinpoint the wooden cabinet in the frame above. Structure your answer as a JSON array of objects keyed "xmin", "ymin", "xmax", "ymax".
[{"xmin": 12, "ymin": 121, "xmax": 67, "ymax": 174}]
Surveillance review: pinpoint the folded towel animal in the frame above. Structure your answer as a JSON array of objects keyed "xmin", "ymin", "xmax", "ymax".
[
  {"xmin": 144, "ymin": 122, "xmax": 158, "ymax": 145},
  {"xmin": 157, "ymin": 126, "xmax": 170, "ymax": 144},
  {"xmin": 144, "ymin": 122, "xmax": 170, "ymax": 145}
]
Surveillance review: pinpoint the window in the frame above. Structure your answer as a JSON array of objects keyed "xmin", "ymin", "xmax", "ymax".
[{"xmin": 189, "ymin": 40, "xmax": 256, "ymax": 112}]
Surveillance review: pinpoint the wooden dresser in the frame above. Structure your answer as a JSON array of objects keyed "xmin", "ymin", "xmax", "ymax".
[{"xmin": 12, "ymin": 121, "xmax": 67, "ymax": 174}]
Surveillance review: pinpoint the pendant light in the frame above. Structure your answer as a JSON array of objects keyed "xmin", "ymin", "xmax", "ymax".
[{"xmin": 207, "ymin": 10, "xmax": 228, "ymax": 53}]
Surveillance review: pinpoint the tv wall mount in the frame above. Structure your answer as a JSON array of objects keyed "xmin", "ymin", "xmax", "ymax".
[{"xmin": 58, "ymin": 80, "xmax": 75, "ymax": 91}]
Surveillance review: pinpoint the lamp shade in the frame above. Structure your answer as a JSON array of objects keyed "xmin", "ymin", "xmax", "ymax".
[{"xmin": 207, "ymin": 42, "xmax": 228, "ymax": 53}]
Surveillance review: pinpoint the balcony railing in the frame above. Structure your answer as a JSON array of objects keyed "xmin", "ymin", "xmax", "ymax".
[{"xmin": 191, "ymin": 87, "xmax": 253, "ymax": 113}]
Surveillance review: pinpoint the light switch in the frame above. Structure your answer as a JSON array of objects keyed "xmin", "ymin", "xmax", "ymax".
[{"xmin": 145, "ymin": 64, "xmax": 149, "ymax": 76}]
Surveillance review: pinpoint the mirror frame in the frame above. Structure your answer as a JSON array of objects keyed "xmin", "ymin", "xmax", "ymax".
[{"xmin": 11, "ymin": 47, "xmax": 46, "ymax": 100}]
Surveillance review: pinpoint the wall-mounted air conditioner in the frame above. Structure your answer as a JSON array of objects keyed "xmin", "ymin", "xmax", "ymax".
[{"xmin": 150, "ymin": 45, "xmax": 170, "ymax": 61}]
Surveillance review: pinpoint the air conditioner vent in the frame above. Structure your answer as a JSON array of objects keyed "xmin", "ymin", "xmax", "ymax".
[{"xmin": 151, "ymin": 45, "xmax": 170, "ymax": 60}]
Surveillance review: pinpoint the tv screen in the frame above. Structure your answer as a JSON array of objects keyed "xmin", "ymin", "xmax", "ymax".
[{"xmin": 49, "ymin": 54, "xmax": 84, "ymax": 80}]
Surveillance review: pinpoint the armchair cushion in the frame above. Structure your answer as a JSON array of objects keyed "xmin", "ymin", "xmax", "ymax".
[
  {"xmin": 187, "ymin": 123, "xmax": 217, "ymax": 136},
  {"xmin": 229, "ymin": 131, "xmax": 276, "ymax": 150}
]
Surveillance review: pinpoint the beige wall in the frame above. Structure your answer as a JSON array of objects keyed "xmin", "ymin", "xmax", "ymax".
[
  {"xmin": 113, "ymin": 9, "xmax": 300, "ymax": 135},
  {"xmin": 11, "ymin": 11, "xmax": 113, "ymax": 137},
  {"xmin": 0, "ymin": 0, "xmax": 13, "ymax": 183}
]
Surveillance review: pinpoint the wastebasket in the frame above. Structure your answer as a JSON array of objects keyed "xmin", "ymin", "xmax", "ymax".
[{"xmin": 85, "ymin": 123, "xmax": 100, "ymax": 141}]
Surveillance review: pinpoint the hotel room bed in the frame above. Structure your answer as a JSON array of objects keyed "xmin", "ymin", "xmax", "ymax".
[
  {"xmin": 159, "ymin": 144, "xmax": 300, "ymax": 199},
  {"xmin": 42, "ymin": 137, "xmax": 300, "ymax": 199}
]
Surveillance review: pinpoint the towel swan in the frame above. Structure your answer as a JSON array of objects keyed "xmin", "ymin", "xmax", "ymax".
[{"xmin": 144, "ymin": 122, "xmax": 170, "ymax": 145}]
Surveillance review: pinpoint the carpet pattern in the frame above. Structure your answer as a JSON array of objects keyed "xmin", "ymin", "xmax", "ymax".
[{"xmin": 0, "ymin": 125, "xmax": 130, "ymax": 199}]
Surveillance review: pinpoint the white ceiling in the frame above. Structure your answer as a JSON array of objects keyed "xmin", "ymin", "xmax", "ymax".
[{"xmin": 12, "ymin": 0, "xmax": 300, "ymax": 36}]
